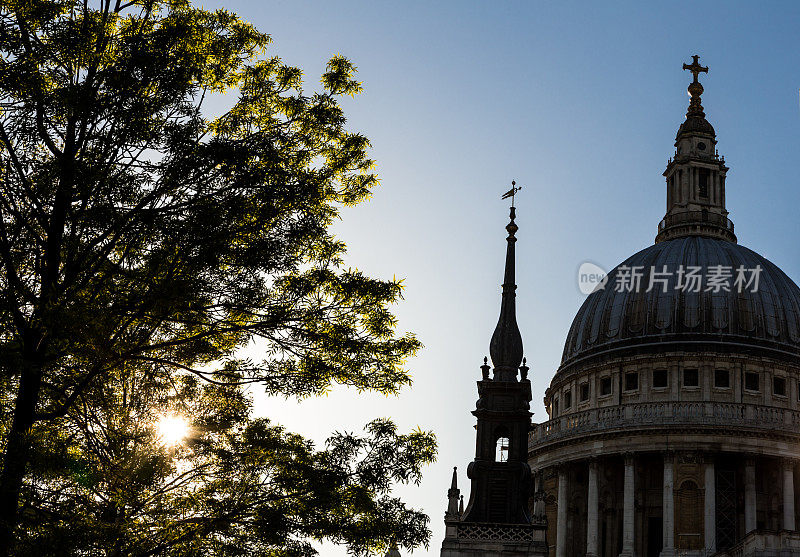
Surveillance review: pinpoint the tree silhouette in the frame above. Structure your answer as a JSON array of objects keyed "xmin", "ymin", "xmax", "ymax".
[{"xmin": 0, "ymin": 1, "xmax": 434, "ymax": 554}]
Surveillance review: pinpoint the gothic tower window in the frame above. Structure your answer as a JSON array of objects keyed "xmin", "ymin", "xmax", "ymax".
[{"xmin": 495, "ymin": 437, "xmax": 509, "ymax": 462}]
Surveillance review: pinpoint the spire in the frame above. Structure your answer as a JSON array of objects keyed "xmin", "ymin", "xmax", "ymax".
[
  {"xmin": 489, "ymin": 193, "xmax": 523, "ymax": 381},
  {"xmin": 449, "ymin": 183, "xmax": 536, "ymax": 532},
  {"xmin": 384, "ymin": 542, "xmax": 401, "ymax": 557},
  {"xmin": 445, "ymin": 466, "xmax": 461, "ymax": 519}
]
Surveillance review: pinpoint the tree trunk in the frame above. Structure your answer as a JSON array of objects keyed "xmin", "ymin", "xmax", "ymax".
[{"xmin": 0, "ymin": 361, "xmax": 42, "ymax": 556}]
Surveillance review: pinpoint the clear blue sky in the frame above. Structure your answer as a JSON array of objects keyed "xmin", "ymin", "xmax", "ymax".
[{"xmin": 203, "ymin": 1, "xmax": 800, "ymax": 554}]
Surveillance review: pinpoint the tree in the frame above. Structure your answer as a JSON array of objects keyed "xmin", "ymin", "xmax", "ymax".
[
  {"xmin": 0, "ymin": 0, "xmax": 434, "ymax": 554},
  {"xmin": 18, "ymin": 371, "xmax": 434, "ymax": 556}
]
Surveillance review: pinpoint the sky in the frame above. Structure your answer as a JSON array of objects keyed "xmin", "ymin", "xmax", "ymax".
[{"xmin": 200, "ymin": 1, "xmax": 800, "ymax": 554}]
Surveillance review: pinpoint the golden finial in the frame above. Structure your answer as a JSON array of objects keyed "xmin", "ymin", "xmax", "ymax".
[{"xmin": 683, "ymin": 55, "xmax": 709, "ymax": 117}]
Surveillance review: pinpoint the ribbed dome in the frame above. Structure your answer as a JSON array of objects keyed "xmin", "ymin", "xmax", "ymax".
[
  {"xmin": 561, "ymin": 237, "xmax": 800, "ymax": 369},
  {"xmin": 676, "ymin": 115, "xmax": 715, "ymax": 138}
]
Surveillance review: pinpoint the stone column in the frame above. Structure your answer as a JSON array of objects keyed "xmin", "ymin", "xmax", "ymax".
[
  {"xmin": 745, "ymin": 458, "xmax": 757, "ymax": 534},
  {"xmin": 784, "ymin": 459, "xmax": 796, "ymax": 531},
  {"xmin": 660, "ymin": 452, "xmax": 675, "ymax": 557},
  {"xmin": 721, "ymin": 174, "xmax": 726, "ymax": 208},
  {"xmin": 557, "ymin": 467, "xmax": 568, "ymax": 557},
  {"xmin": 587, "ymin": 459, "xmax": 599, "ymax": 557},
  {"xmin": 705, "ymin": 457, "xmax": 716, "ymax": 554},
  {"xmin": 620, "ymin": 453, "xmax": 635, "ymax": 557}
]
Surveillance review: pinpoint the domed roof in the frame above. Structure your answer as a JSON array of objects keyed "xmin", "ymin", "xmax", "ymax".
[
  {"xmin": 561, "ymin": 237, "xmax": 800, "ymax": 369},
  {"xmin": 676, "ymin": 115, "xmax": 715, "ymax": 138}
]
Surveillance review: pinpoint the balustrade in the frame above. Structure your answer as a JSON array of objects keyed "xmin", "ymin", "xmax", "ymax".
[{"xmin": 528, "ymin": 401, "xmax": 800, "ymax": 446}]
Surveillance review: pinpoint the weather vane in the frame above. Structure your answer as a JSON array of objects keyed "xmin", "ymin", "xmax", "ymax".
[{"xmin": 501, "ymin": 180, "xmax": 522, "ymax": 208}]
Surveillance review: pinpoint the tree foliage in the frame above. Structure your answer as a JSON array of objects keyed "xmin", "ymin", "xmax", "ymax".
[
  {"xmin": 20, "ymin": 372, "xmax": 435, "ymax": 556},
  {"xmin": 0, "ymin": 0, "xmax": 434, "ymax": 554}
]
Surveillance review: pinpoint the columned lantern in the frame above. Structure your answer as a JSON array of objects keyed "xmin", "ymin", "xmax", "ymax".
[{"xmin": 657, "ymin": 55, "xmax": 735, "ymax": 244}]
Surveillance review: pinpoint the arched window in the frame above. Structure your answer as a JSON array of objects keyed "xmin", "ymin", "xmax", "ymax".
[{"xmin": 495, "ymin": 437, "xmax": 510, "ymax": 462}]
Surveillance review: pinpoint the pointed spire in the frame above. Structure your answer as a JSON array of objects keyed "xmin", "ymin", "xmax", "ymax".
[
  {"xmin": 489, "ymin": 202, "xmax": 523, "ymax": 382},
  {"xmin": 384, "ymin": 542, "xmax": 401, "ymax": 557},
  {"xmin": 459, "ymin": 494, "xmax": 464, "ymax": 515},
  {"xmin": 446, "ymin": 466, "xmax": 461, "ymax": 519}
]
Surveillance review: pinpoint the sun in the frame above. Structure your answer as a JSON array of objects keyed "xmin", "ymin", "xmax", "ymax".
[{"xmin": 156, "ymin": 414, "xmax": 190, "ymax": 447}]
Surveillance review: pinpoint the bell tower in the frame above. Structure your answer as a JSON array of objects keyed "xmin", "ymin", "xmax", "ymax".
[
  {"xmin": 656, "ymin": 55, "xmax": 736, "ymax": 243},
  {"xmin": 441, "ymin": 193, "xmax": 547, "ymax": 557}
]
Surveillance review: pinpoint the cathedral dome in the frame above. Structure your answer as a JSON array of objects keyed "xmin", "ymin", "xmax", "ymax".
[
  {"xmin": 560, "ymin": 236, "xmax": 800, "ymax": 371},
  {"xmin": 527, "ymin": 58, "xmax": 800, "ymax": 557}
]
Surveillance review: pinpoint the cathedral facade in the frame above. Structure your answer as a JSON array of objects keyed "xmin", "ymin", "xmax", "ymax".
[{"xmin": 440, "ymin": 57, "xmax": 800, "ymax": 557}]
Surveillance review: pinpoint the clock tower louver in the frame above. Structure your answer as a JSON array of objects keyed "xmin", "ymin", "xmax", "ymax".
[{"xmin": 440, "ymin": 204, "xmax": 547, "ymax": 557}]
